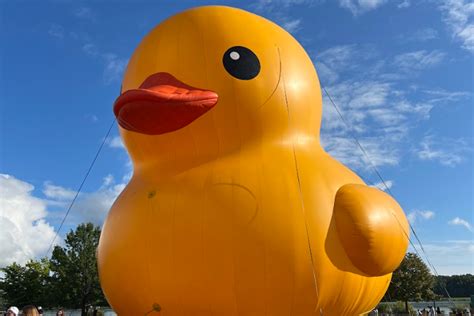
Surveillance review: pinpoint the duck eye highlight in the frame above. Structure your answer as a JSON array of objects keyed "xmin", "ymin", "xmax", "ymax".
[{"xmin": 223, "ymin": 46, "xmax": 260, "ymax": 80}]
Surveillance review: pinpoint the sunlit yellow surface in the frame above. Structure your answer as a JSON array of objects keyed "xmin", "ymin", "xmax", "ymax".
[{"xmin": 97, "ymin": 6, "xmax": 409, "ymax": 315}]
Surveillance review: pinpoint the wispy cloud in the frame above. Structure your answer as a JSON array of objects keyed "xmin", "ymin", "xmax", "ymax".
[
  {"xmin": 48, "ymin": 11, "xmax": 126, "ymax": 85},
  {"xmin": 74, "ymin": 6, "xmax": 95, "ymax": 20},
  {"xmin": 68, "ymin": 177, "xmax": 125, "ymax": 225},
  {"xmin": 393, "ymin": 50, "xmax": 446, "ymax": 72},
  {"xmin": 106, "ymin": 136, "xmax": 125, "ymax": 149},
  {"xmin": 338, "ymin": 0, "xmax": 388, "ymax": 16},
  {"xmin": 251, "ymin": 0, "xmax": 323, "ymax": 33},
  {"xmin": 408, "ymin": 209, "xmax": 435, "ymax": 224},
  {"xmin": 321, "ymin": 135, "xmax": 399, "ymax": 169},
  {"xmin": 315, "ymin": 45, "xmax": 377, "ymax": 83},
  {"xmin": 103, "ymin": 54, "xmax": 128, "ymax": 84},
  {"xmin": 106, "ymin": 136, "xmax": 133, "ymax": 182},
  {"xmin": 282, "ymin": 18, "xmax": 302, "ymax": 33},
  {"xmin": 409, "ymin": 240, "xmax": 474, "ymax": 274},
  {"xmin": 316, "ymin": 44, "xmax": 470, "ymax": 173},
  {"xmin": 438, "ymin": 0, "xmax": 474, "ymax": 53},
  {"xmin": 370, "ymin": 180, "xmax": 393, "ymax": 191},
  {"xmin": 421, "ymin": 88, "xmax": 471, "ymax": 104},
  {"xmin": 402, "ymin": 28, "xmax": 439, "ymax": 42},
  {"xmin": 48, "ymin": 24, "xmax": 65, "ymax": 39},
  {"xmin": 398, "ymin": 0, "xmax": 410, "ymax": 8},
  {"xmin": 43, "ymin": 175, "xmax": 125, "ymax": 226},
  {"xmin": 253, "ymin": 0, "xmax": 320, "ymax": 12},
  {"xmin": 416, "ymin": 135, "xmax": 470, "ymax": 167},
  {"xmin": 82, "ymin": 43, "xmax": 127, "ymax": 84},
  {"xmin": 84, "ymin": 114, "xmax": 99, "ymax": 123},
  {"xmin": 448, "ymin": 217, "xmax": 473, "ymax": 232},
  {"xmin": 43, "ymin": 182, "xmax": 76, "ymax": 201}
]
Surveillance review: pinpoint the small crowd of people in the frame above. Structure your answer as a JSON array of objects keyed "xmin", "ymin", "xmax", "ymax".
[
  {"xmin": 4, "ymin": 306, "xmax": 103, "ymax": 316},
  {"xmin": 417, "ymin": 306, "xmax": 472, "ymax": 316},
  {"xmin": 370, "ymin": 305, "xmax": 472, "ymax": 316},
  {"xmin": 417, "ymin": 306, "xmax": 441, "ymax": 315},
  {"xmin": 5, "ymin": 306, "xmax": 63, "ymax": 316}
]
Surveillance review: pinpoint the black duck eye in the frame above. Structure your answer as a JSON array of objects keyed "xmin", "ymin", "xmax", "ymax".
[{"xmin": 223, "ymin": 46, "xmax": 260, "ymax": 80}]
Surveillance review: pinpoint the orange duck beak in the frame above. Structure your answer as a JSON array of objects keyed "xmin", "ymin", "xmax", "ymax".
[{"xmin": 114, "ymin": 72, "xmax": 218, "ymax": 135}]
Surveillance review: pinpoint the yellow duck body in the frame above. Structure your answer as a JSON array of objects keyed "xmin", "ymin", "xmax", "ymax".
[{"xmin": 98, "ymin": 6, "xmax": 409, "ymax": 315}]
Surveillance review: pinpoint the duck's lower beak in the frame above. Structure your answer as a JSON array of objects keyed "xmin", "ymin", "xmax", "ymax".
[{"xmin": 113, "ymin": 72, "xmax": 218, "ymax": 135}]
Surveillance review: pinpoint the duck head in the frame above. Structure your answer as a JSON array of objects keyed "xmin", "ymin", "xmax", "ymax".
[{"xmin": 115, "ymin": 6, "xmax": 322, "ymax": 174}]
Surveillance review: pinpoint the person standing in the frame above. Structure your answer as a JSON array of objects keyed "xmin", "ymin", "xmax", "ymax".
[
  {"xmin": 21, "ymin": 306, "xmax": 40, "ymax": 316},
  {"xmin": 6, "ymin": 307, "xmax": 19, "ymax": 316}
]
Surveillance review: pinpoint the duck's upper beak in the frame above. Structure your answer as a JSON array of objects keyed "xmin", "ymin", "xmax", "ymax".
[{"xmin": 113, "ymin": 72, "xmax": 218, "ymax": 135}]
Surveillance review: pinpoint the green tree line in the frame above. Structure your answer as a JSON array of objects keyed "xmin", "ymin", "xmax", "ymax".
[
  {"xmin": 0, "ymin": 223, "xmax": 108, "ymax": 315},
  {"xmin": 433, "ymin": 274, "xmax": 474, "ymax": 298},
  {"xmin": 386, "ymin": 252, "xmax": 473, "ymax": 313},
  {"xmin": 1, "ymin": 231, "xmax": 472, "ymax": 315}
]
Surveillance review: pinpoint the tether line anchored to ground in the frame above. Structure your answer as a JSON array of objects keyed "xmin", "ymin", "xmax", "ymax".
[
  {"xmin": 44, "ymin": 118, "xmax": 116, "ymax": 257},
  {"xmin": 321, "ymin": 85, "xmax": 456, "ymax": 307}
]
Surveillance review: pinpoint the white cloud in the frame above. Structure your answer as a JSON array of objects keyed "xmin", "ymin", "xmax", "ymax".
[
  {"xmin": 407, "ymin": 209, "xmax": 435, "ymax": 224},
  {"xmin": 105, "ymin": 135, "xmax": 133, "ymax": 182},
  {"xmin": 49, "ymin": 24, "xmax": 126, "ymax": 85},
  {"xmin": 398, "ymin": 0, "xmax": 410, "ymax": 8},
  {"xmin": 321, "ymin": 135, "xmax": 399, "ymax": 169},
  {"xmin": 393, "ymin": 50, "xmax": 446, "ymax": 71},
  {"xmin": 438, "ymin": 0, "xmax": 474, "ymax": 53},
  {"xmin": 103, "ymin": 54, "xmax": 127, "ymax": 84},
  {"xmin": 44, "ymin": 176, "xmax": 126, "ymax": 225},
  {"xmin": 82, "ymin": 45, "xmax": 127, "ymax": 84},
  {"xmin": 74, "ymin": 7, "xmax": 94, "ymax": 20},
  {"xmin": 338, "ymin": 0, "xmax": 388, "ymax": 16},
  {"xmin": 82, "ymin": 43, "xmax": 98, "ymax": 57},
  {"xmin": 407, "ymin": 212, "xmax": 416, "ymax": 224},
  {"xmin": 318, "ymin": 44, "xmax": 471, "ymax": 175},
  {"xmin": 409, "ymin": 27, "xmax": 438, "ymax": 42},
  {"xmin": 102, "ymin": 174, "xmax": 114, "ymax": 187},
  {"xmin": 69, "ymin": 182, "xmax": 125, "ymax": 225},
  {"xmin": 253, "ymin": 0, "xmax": 320, "ymax": 11},
  {"xmin": 85, "ymin": 114, "xmax": 99, "ymax": 123},
  {"xmin": 0, "ymin": 174, "xmax": 57, "ymax": 268},
  {"xmin": 315, "ymin": 45, "xmax": 377, "ymax": 84},
  {"xmin": 48, "ymin": 24, "xmax": 64, "ymax": 39},
  {"xmin": 0, "ymin": 171, "xmax": 128, "ymax": 268},
  {"xmin": 252, "ymin": 0, "xmax": 324, "ymax": 33},
  {"xmin": 457, "ymin": 23, "xmax": 474, "ymax": 52},
  {"xmin": 419, "ymin": 210, "xmax": 435, "ymax": 219},
  {"xmin": 409, "ymin": 240, "xmax": 474, "ymax": 275},
  {"xmin": 421, "ymin": 88, "xmax": 470, "ymax": 104},
  {"xmin": 282, "ymin": 18, "xmax": 302, "ymax": 33},
  {"xmin": 416, "ymin": 135, "xmax": 470, "ymax": 167},
  {"xmin": 43, "ymin": 182, "xmax": 76, "ymax": 201},
  {"xmin": 449, "ymin": 217, "xmax": 473, "ymax": 232},
  {"xmin": 370, "ymin": 180, "xmax": 393, "ymax": 191},
  {"xmin": 315, "ymin": 62, "xmax": 339, "ymax": 84},
  {"xmin": 106, "ymin": 135, "xmax": 125, "ymax": 149}
]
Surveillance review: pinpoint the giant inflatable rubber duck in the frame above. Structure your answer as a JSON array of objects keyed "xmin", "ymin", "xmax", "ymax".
[{"xmin": 98, "ymin": 6, "xmax": 409, "ymax": 315}]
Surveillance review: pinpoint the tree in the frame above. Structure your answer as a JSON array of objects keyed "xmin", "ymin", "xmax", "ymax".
[
  {"xmin": 49, "ymin": 223, "xmax": 107, "ymax": 315},
  {"xmin": 434, "ymin": 274, "xmax": 474, "ymax": 297},
  {"xmin": 0, "ymin": 259, "xmax": 50, "ymax": 307},
  {"xmin": 387, "ymin": 252, "xmax": 435, "ymax": 313}
]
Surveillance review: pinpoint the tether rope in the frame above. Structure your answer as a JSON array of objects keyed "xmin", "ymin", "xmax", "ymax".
[
  {"xmin": 44, "ymin": 118, "xmax": 116, "ymax": 257},
  {"xmin": 279, "ymin": 47, "xmax": 322, "ymax": 314},
  {"xmin": 321, "ymin": 85, "xmax": 456, "ymax": 307}
]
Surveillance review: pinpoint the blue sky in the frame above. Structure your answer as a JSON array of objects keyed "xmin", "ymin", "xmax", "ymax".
[{"xmin": 0, "ymin": 0, "xmax": 472, "ymax": 275}]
